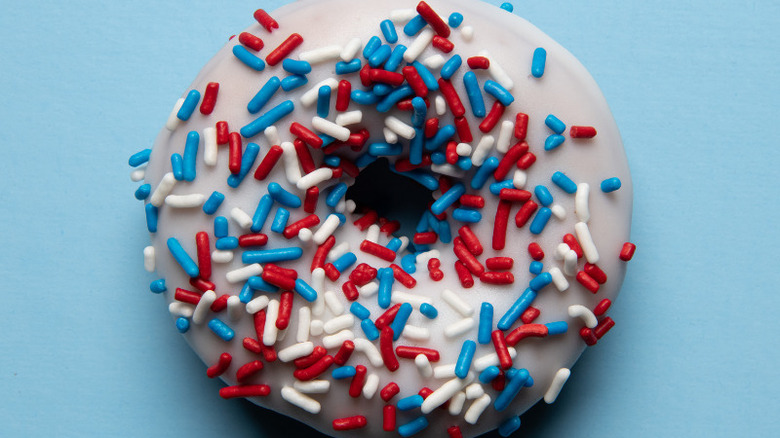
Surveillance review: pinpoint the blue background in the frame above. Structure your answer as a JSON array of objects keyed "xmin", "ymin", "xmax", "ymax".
[{"xmin": 1, "ymin": 0, "xmax": 778, "ymax": 436}]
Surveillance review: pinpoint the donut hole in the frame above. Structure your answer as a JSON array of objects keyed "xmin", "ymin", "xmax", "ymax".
[{"xmin": 345, "ymin": 158, "xmax": 434, "ymax": 244}]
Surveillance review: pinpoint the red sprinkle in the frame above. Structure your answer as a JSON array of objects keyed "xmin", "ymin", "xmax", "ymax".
[
  {"xmin": 515, "ymin": 200, "xmax": 539, "ymax": 228},
  {"xmin": 228, "ymin": 132, "xmax": 243, "ymax": 175},
  {"xmin": 459, "ymin": 194, "xmax": 484, "ymax": 209},
  {"xmin": 334, "ymin": 340, "xmax": 355, "ymax": 366},
  {"xmin": 290, "ymin": 123, "xmax": 323, "ymax": 149},
  {"xmin": 369, "ymin": 69, "xmax": 405, "ymax": 86},
  {"xmin": 219, "ymin": 384, "xmax": 270, "ymax": 399},
  {"xmin": 438, "ymin": 78, "xmax": 466, "ymax": 117},
  {"xmin": 243, "ymin": 337, "xmax": 264, "ymax": 355},
  {"xmin": 579, "ymin": 327, "xmax": 598, "ymax": 346},
  {"xmin": 447, "ymin": 425, "xmax": 464, "ymax": 438},
  {"xmin": 175, "ymin": 288, "xmax": 201, "ymax": 306},
  {"xmin": 520, "ymin": 306, "xmax": 541, "ymax": 324},
  {"xmin": 492, "ymin": 371, "xmax": 506, "ymax": 391},
  {"xmin": 262, "ymin": 270, "xmax": 296, "ymax": 290},
  {"xmin": 492, "ymin": 200, "xmax": 512, "ymax": 250},
  {"xmin": 570, "ymin": 126, "xmax": 598, "ymax": 138},
  {"xmin": 210, "ymin": 294, "xmax": 229, "ymax": 312},
  {"xmin": 479, "ymin": 101, "xmax": 506, "ymax": 133},
  {"xmin": 216, "ymin": 121, "xmax": 229, "ymax": 144},
  {"xmin": 480, "ymin": 271, "xmax": 514, "ymax": 284},
  {"xmin": 414, "ymin": 231, "xmax": 438, "ymax": 245},
  {"xmin": 206, "ymin": 353, "xmax": 232, "ymax": 378},
  {"xmin": 336, "ymin": 80, "xmax": 352, "ymax": 111},
  {"xmin": 454, "ymin": 260, "xmax": 474, "ymax": 288},
  {"xmin": 492, "ymin": 330, "xmax": 513, "ymax": 369},
  {"xmin": 293, "ymin": 354, "xmax": 334, "ymax": 381},
  {"xmin": 494, "ymin": 141, "xmax": 530, "ymax": 180},
  {"xmin": 380, "ymin": 382, "xmax": 400, "ymax": 402},
  {"xmin": 375, "ymin": 304, "xmax": 402, "ymax": 329},
  {"xmin": 432, "ymin": 35, "xmax": 454, "ymax": 52},
  {"xmin": 189, "ymin": 277, "xmax": 215, "ymax": 292},
  {"xmin": 266, "ymin": 33, "xmax": 303, "ymax": 66},
  {"xmin": 195, "ymin": 232, "xmax": 211, "ymax": 280},
  {"xmin": 593, "ymin": 299, "xmax": 612, "ymax": 316},
  {"xmin": 283, "ymin": 214, "xmax": 320, "ymax": 239},
  {"xmin": 294, "ymin": 345, "xmax": 327, "ymax": 369},
  {"xmin": 486, "ymin": 257, "xmax": 513, "ymax": 270},
  {"xmin": 517, "ymin": 151, "xmax": 537, "ymax": 170},
  {"xmin": 395, "ymin": 346, "xmax": 441, "ymax": 362},
  {"xmin": 349, "ymin": 365, "xmax": 367, "ymax": 398},
  {"xmin": 585, "ymin": 263, "xmax": 608, "ymax": 284},
  {"xmin": 342, "ymin": 281, "xmax": 359, "ymax": 301},
  {"xmin": 427, "ymin": 258, "xmax": 444, "ymax": 281},
  {"xmin": 454, "ymin": 115, "xmax": 473, "ymax": 143},
  {"xmin": 403, "ymin": 65, "xmax": 429, "ymax": 97},
  {"xmin": 514, "ymin": 112, "xmax": 529, "ymax": 140},
  {"xmin": 380, "ymin": 326, "xmax": 399, "ymax": 372},
  {"xmin": 528, "ymin": 242, "xmax": 545, "ymax": 260},
  {"xmin": 467, "ymin": 56, "xmax": 490, "ymax": 69},
  {"xmin": 276, "ymin": 291, "xmax": 293, "ymax": 329},
  {"xmin": 332, "ymin": 416, "xmax": 367, "ymax": 431},
  {"xmin": 353, "ymin": 210, "xmax": 378, "ymax": 231},
  {"xmin": 349, "ymin": 263, "xmax": 378, "ymax": 286},
  {"xmin": 360, "ymin": 239, "xmax": 397, "ymax": 262},
  {"xmin": 594, "ymin": 317, "xmax": 615, "ymax": 339},
  {"xmin": 620, "ymin": 242, "xmax": 637, "ymax": 261},
  {"xmin": 505, "ymin": 324, "xmax": 548, "ymax": 346},
  {"xmin": 383, "ymin": 405, "xmax": 396, "ymax": 431},
  {"xmin": 311, "ymin": 235, "xmax": 335, "ymax": 272},
  {"xmin": 563, "ymin": 233, "xmax": 584, "ymax": 258},
  {"xmin": 390, "ymin": 264, "xmax": 417, "ymax": 288},
  {"xmin": 453, "ymin": 238, "xmax": 485, "ymax": 276},
  {"xmin": 236, "ymin": 360, "xmax": 264, "ymax": 384},
  {"xmin": 238, "ymin": 32, "xmax": 264, "ymax": 51},
  {"xmin": 324, "ymin": 263, "xmax": 341, "ymax": 281},
  {"xmin": 254, "ymin": 145, "xmax": 284, "ymax": 180},
  {"xmin": 253, "ymin": 9, "xmax": 279, "ymax": 32},
  {"xmin": 576, "ymin": 271, "xmax": 600, "ymax": 293},
  {"xmin": 416, "ymin": 1, "xmax": 451, "ymax": 38},
  {"xmin": 199, "ymin": 82, "xmax": 219, "ymax": 115},
  {"xmin": 380, "ymin": 220, "xmax": 401, "ymax": 236},
  {"xmin": 303, "ymin": 186, "xmax": 319, "ymax": 213},
  {"xmin": 292, "ymin": 139, "xmax": 316, "ymax": 174},
  {"xmin": 457, "ymin": 226, "xmax": 483, "ymax": 256},
  {"xmin": 238, "ymin": 233, "xmax": 269, "ymax": 247}
]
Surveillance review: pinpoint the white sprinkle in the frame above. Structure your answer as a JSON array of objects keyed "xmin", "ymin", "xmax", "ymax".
[
  {"xmin": 130, "ymin": 167, "xmax": 146, "ymax": 182},
  {"xmin": 401, "ymin": 325, "xmax": 430, "ymax": 341},
  {"xmin": 568, "ymin": 305, "xmax": 598, "ymax": 328},
  {"xmin": 390, "ymin": 9, "xmax": 416, "ymax": 23},
  {"xmin": 323, "ymin": 314, "xmax": 355, "ymax": 334},
  {"xmin": 575, "ymin": 183, "xmax": 590, "ymax": 223},
  {"xmin": 465, "ymin": 383, "xmax": 485, "ymax": 400},
  {"xmin": 478, "ymin": 49, "xmax": 513, "ymax": 90},
  {"xmin": 564, "ymin": 250, "xmax": 578, "ymax": 276},
  {"xmin": 397, "ymin": 236, "xmax": 410, "ymax": 253},
  {"xmin": 415, "ymin": 250, "xmax": 440, "ymax": 267},
  {"xmin": 470, "ymin": 135, "xmax": 495, "ymax": 167},
  {"xmin": 150, "ymin": 172, "xmax": 176, "ymax": 207},
  {"xmin": 551, "ymin": 203, "xmax": 567, "ymax": 220},
  {"xmin": 276, "ymin": 326, "xmax": 288, "ymax": 343},
  {"xmin": 278, "ymin": 341, "xmax": 315, "ymax": 362},
  {"xmin": 311, "ymin": 268, "xmax": 326, "ymax": 316},
  {"xmin": 365, "ymin": 224, "xmax": 381, "ymax": 243},
  {"xmin": 263, "ymin": 299, "xmax": 280, "ymax": 346},
  {"xmin": 226, "ymin": 263, "xmax": 263, "ymax": 284},
  {"xmin": 460, "ymin": 25, "xmax": 474, "ymax": 42},
  {"xmin": 423, "ymin": 54, "xmax": 446, "ymax": 70},
  {"xmin": 415, "ymin": 354, "xmax": 433, "ymax": 378},
  {"xmin": 165, "ymin": 194, "xmax": 205, "ymax": 208},
  {"xmin": 345, "ymin": 199, "xmax": 357, "ymax": 213},
  {"xmin": 391, "ymin": 291, "xmax": 433, "ymax": 309},
  {"xmin": 281, "ymin": 386, "xmax": 321, "ymax": 414},
  {"xmin": 335, "ymin": 110, "xmax": 363, "ymax": 126},
  {"xmin": 309, "ymin": 319, "xmax": 324, "ymax": 336},
  {"xmin": 294, "ymin": 379, "xmax": 331, "ymax": 394},
  {"xmin": 227, "ymin": 295, "xmax": 243, "ymax": 322},
  {"xmin": 441, "ymin": 289, "xmax": 474, "ymax": 317},
  {"xmin": 404, "ymin": 28, "xmax": 434, "ymax": 63},
  {"xmin": 165, "ymin": 98, "xmax": 184, "ymax": 131},
  {"xmin": 383, "ymin": 127, "xmax": 398, "ymax": 143},
  {"xmin": 362, "ymin": 373, "xmax": 380, "ymax": 399},
  {"xmin": 456, "ymin": 143, "xmax": 472, "ymax": 156},
  {"xmin": 211, "ymin": 249, "xmax": 233, "ymax": 263},
  {"xmin": 431, "ymin": 163, "xmax": 465, "ymax": 178},
  {"xmin": 464, "ymin": 393, "xmax": 491, "ymax": 424},
  {"xmin": 435, "ymin": 95, "xmax": 447, "ymax": 115},
  {"xmin": 385, "ymin": 116, "xmax": 416, "ymax": 140},
  {"xmin": 203, "ymin": 127, "xmax": 217, "ymax": 166},
  {"xmin": 335, "ymin": 199, "xmax": 347, "ymax": 213},
  {"xmin": 192, "ymin": 290, "xmax": 217, "ymax": 325},
  {"xmin": 264, "ymin": 125, "xmax": 280, "ymax": 146},
  {"xmin": 496, "ymin": 120, "xmax": 514, "ymax": 153},
  {"xmin": 555, "ymin": 243, "xmax": 570, "ymax": 261},
  {"xmin": 312, "ymin": 214, "xmax": 341, "ymax": 245},
  {"xmin": 513, "ymin": 169, "xmax": 527, "ymax": 189},
  {"xmin": 299, "ymin": 45, "xmax": 342, "ymax": 64},
  {"xmin": 544, "ymin": 368, "xmax": 572, "ymax": 404},
  {"xmin": 246, "ymin": 295, "xmax": 270, "ymax": 314},
  {"xmin": 445, "ymin": 317, "xmax": 475, "ymax": 338},
  {"xmin": 353, "ymin": 338, "xmax": 384, "ymax": 367},
  {"xmin": 575, "ymin": 222, "xmax": 599, "ymax": 263},
  {"xmin": 230, "ymin": 207, "xmax": 253, "ymax": 229},
  {"xmin": 296, "ymin": 307, "xmax": 311, "ymax": 342},
  {"xmin": 473, "ymin": 347, "xmax": 517, "ymax": 372},
  {"xmin": 322, "ymin": 329, "xmax": 354, "ymax": 349},
  {"xmin": 301, "ymin": 78, "xmax": 339, "ymax": 107},
  {"xmin": 358, "ymin": 282, "xmax": 379, "ymax": 298},
  {"xmin": 340, "ymin": 37, "xmax": 362, "ymax": 62},
  {"xmin": 143, "ymin": 246, "xmax": 155, "ymax": 272},
  {"xmin": 433, "ymin": 363, "xmax": 457, "ymax": 379},
  {"xmin": 297, "ymin": 167, "xmax": 334, "ymax": 191},
  {"xmin": 421, "ymin": 375, "xmax": 473, "ymax": 414},
  {"xmin": 549, "ymin": 267, "xmax": 570, "ymax": 291},
  {"xmin": 327, "ymin": 241, "xmax": 350, "ymax": 262},
  {"xmin": 298, "ymin": 227, "xmax": 313, "ymax": 243},
  {"xmin": 448, "ymin": 391, "xmax": 466, "ymax": 415},
  {"xmin": 312, "ymin": 116, "xmax": 351, "ymax": 141},
  {"xmin": 168, "ymin": 301, "xmax": 194, "ymax": 318},
  {"xmin": 280, "ymin": 141, "xmax": 302, "ymax": 185},
  {"xmin": 323, "ymin": 290, "xmax": 345, "ymax": 315}
]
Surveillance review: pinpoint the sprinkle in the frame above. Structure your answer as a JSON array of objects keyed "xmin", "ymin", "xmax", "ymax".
[
  {"xmin": 233, "ymin": 45, "xmax": 266, "ymax": 71},
  {"xmin": 441, "ymin": 288, "xmax": 474, "ymax": 316},
  {"xmin": 404, "ymin": 28, "xmax": 435, "ymax": 63},
  {"xmin": 545, "ymin": 134, "xmax": 566, "ymax": 150},
  {"xmin": 219, "ymin": 384, "xmax": 270, "ymax": 399},
  {"xmin": 281, "ymin": 386, "xmax": 321, "ymax": 414},
  {"xmin": 498, "ymin": 416, "xmax": 522, "ymax": 437},
  {"xmin": 362, "ymin": 373, "xmax": 380, "ymax": 399},
  {"xmin": 177, "ymin": 90, "xmax": 201, "ymax": 121},
  {"xmin": 165, "ymin": 98, "xmax": 184, "ymax": 131},
  {"xmin": 529, "ymin": 207, "xmax": 552, "ymax": 234},
  {"xmin": 241, "ymin": 100, "xmax": 295, "ymax": 138},
  {"xmin": 444, "ymin": 317, "xmax": 476, "ymax": 338},
  {"xmin": 293, "ymin": 380, "xmax": 330, "ymax": 394},
  {"xmin": 601, "ymin": 177, "xmax": 622, "ymax": 193},
  {"xmin": 620, "ymin": 242, "xmax": 637, "ymax": 261},
  {"xmin": 464, "ymin": 393, "xmax": 491, "ymax": 424},
  {"xmin": 574, "ymin": 221, "xmax": 600, "ymax": 263},
  {"xmin": 543, "ymin": 368, "xmax": 571, "ymax": 404},
  {"xmin": 455, "ymin": 340, "xmax": 477, "ymax": 379},
  {"xmin": 531, "ymin": 47, "xmax": 547, "ymax": 78},
  {"xmin": 484, "ymin": 80, "xmax": 514, "ymax": 106},
  {"xmin": 208, "ymin": 318, "xmax": 235, "ymax": 341},
  {"xmin": 570, "ymin": 125, "xmax": 598, "ymax": 138}
]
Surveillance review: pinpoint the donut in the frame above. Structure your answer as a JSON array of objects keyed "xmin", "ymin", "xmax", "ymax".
[{"xmin": 128, "ymin": 0, "xmax": 635, "ymax": 436}]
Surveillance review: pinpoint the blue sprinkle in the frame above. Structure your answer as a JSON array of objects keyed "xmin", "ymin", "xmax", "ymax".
[
  {"xmin": 479, "ymin": 366, "xmax": 501, "ymax": 384},
  {"xmin": 214, "ymin": 216, "xmax": 228, "ymax": 238},
  {"xmin": 455, "ymin": 340, "xmax": 477, "ymax": 379},
  {"xmin": 167, "ymin": 237, "xmax": 200, "ymax": 277},
  {"xmin": 333, "ymin": 252, "xmax": 358, "ymax": 272},
  {"xmin": 448, "ymin": 12, "xmax": 464, "ymax": 28},
  {"xmin": 397, "ymin": 394, "xmax": 424, "ymax": 411},
  {"xmin": 529, "ymin": 207, "xmax": 552, "ymax": 234},
  {"xmin": 176, "ymin": 317, "xmax": 190, "ymax": 333},
  {"xmin": 430, "ymin": 151, "xmax": 446, "ymax": 165},
  {"xmin": 426, "ymin": 210, "xmax": 441, "ymax": 231},
  {"xmin": 378, "ymin": 267, "xmax": 394, "ymax": 309},
  {"xmin": 531, "ymin": 47, "xmax": 547, "ymax": 78},
  {"xmin": 417, "ymin": 210, "xmax": 432, "ymax": 233},
  {"xmin": 545, "ymin": 114, "xmax": 566, "ymax": 134},
  {"xmin": 323, "ymin": 155, "xmax": 341, "ymax": 167},
  {"xmin": 203, "ymin": 191, "xmax": 225, "ymax": 215},
  {"xmin": 247, "ymin": 76, "xmax": 281, "ymax": 114},
  {"xmin": 376, "ymin": 85, "xmax": 414, "ymax": 112},
  {"xmin": 294, "ymin": 278, "xmax": 318, "ymax": 302},
  {"xmin": 241, "ymin": 100, "xmax": 295, "ymax": 138},
  {"xmin": 552, "ymin": 171, "xmax": 578, "ymax": 194},
  {"xmin": 494, "ymin": 368, "xmax": 530, "ymax": 411},
  {"xmin": 500, "ymin": 2, "xmax": 514, "ymax": 12},
  {"xmin": 419, "ymin": 303, "xmax": 438, "ymax": 319},
  {"xmin": 398, "ymin": 416, "xmax": 429, "ymax": 437},
  {"xmin": 545, "ymin": 321, "xmax": 568, "ymax": 335},
  {"xmin": 232, "ymin": 45, "xmax": 265, "ymax": 71},
  {"xmin": 350, "ymin": 302, "xmax": 371, "ymax": 320},
  {"xmin": 484, "ymin": 80, "xmax": 515, "ymax": 106},
  {"xmin": 471, "ymin": 156, "xmax": 500, "ymax": 189},
  {"xmin": 534, "ymin": 185, "xmax": 553, "ymax": 207},
  {"xmin": 208, "ymin": 318, "xmax": 235, "ymax": 341},
  {"xmin": 239, "ymin": 282, "xmax": 254, "ymax": 303},
  {"xmin": 281, "ymin": 74, "xmax": 308, "ymax": 92},
  {"xmin": 369, "ymin": 142, "xmax": 403, "ymax": 156},
  {"xmin": 134, "ymin": 184, "xmax": 151, "ymax": 200},
  {"xmin": 457, "ymin": 157, "xmax": 473, "ymax": 171},
  {"xmin": 440, "ymin": 54, "xmax": 462, "ymax": 80},
  {"xmin": 242, "ymin": 247, "xmax": 303, "ymax": 264},
  {"xmin": 270, "ymin": 207, "xmax": 291, "ymax": 234},
  {"xmin": 401, "ymin": 254, "xmax": 417, "ymax": 274},
  {"xmin": 545, "ymin": 134, "xmax": 566, "ymax": 150},
  {"xmin": 182, "ymin": 131, "xmax": 199, "ymax": 182},
  {"xmin": 282, "ymin": 58, "xmax": 312, "ymax": 75},
  {"xmin": 360, "ymin": 318, "xmax": 380, "ymax": 340},
  {"xmin": 335, "ymin": 59, "xmax": 362, "ymax": 74},
  {"xmin": 390, "ymin": 303, "xmax": 413, "ymax": 341},
  {"xmin": 385, "ymin": 45, "xmax": 407, "ymax": 72},
  {"xmin": 317, "ymin": 85, "xmax": 331, "ymax": 118},
  {"xmin": 478, "ymin": 302, "xmax": 493, "ymax": 344},
  {"xmin": 215, "ymin": 237, "xmax": 239, "ymax": 250},
  {"xmin": 601, "ymin": 177, "xmax": 622, "ymax": 193},
  {"xmin": 529, "ymin": 261, "xmax": 543, "ymax": 275},
  {"xmin": 332, "ymin": 366, "xmax": 357, "ymax": 379},
  {"xmin": 177, "ymin": 89, "xmax": 201, "ymax": 121},
  {"xmin": 150, "ymin": 279, "xmax": 166, "ymax": 294},
  {"xmin": 369, "ymin": 44, "xmax": 392, "ymax": 68},
  {"xmin": 170, "ymin": 153, "xmax": 184, "ymax": 180},
  {"xmin": 403, "ymin": 14, "xmax": 427, "ymax": 36},
  {"xmin": 326, "ymin": 182, "xmax": 348, "ymax": 207},
  {"xmin": 463, "ymin": 71, "xmax": 486, "ymax": 118},
  {"xmin": 128, "ymin": 149, "xmax": 152, "ymax": 167},
  {"xmin": 247, "ymin": 276, "xmax": 279, "ymax": 293},
  {"xmin": 363, "ymin": 36, "xmax": 382, "ymax": 59},
  {"xmin": 490, "ymin": 180, "xmax": 515, "ymax": 196},
  {"xmin": 411, "ymin": 96, "xmax": 427, "ymax": 127},
  {"xmin": 497, "ymin": 289, "xmax": 537, "ymax": 331},
  {"xmin": 452, "ymin": 207, "xmax": 481, "ymax": 223},
  {"xmin": 412, "ymin": 61, "xmax": 439, "ymax": 91},
  {"xmin": 498, "ymin": 416, "xmax": 521, "ymax": 437},
  {"xmin": 145, "ymin": 204, "xmax": 158, "ymax": 233},
  {"xmin": 386, "ymin": 238, "xmax": 403, "ymax": 252},
  {"xmin": 529, "ymin": 272, "xmax": 553, "ymax": 291},
  {"xmin": 268, "ymin": 182, "xmax": 301, "ymax": 208},
  {"xmin": 355, "ymin": 152, "xmax": 378, "ymax": 168},
  {"xmin": 431, "ymin": 182, "xmax": 465, "ymax": 215},
  {"xmin": 227, "ymin": 142, "xmax": 260, "ymax": 188},
  {"xmin": 438, "ymin": 218, "xmax": 452, "ymax": 243},
  {"xmin": 373, "ymin": 83, "xmax": 393, "ymax": 96},
  {"xmin": 351, "ymin": 89, "xmax": 380, "ymax": 105},
  {"xmin": 380, "ymin": 19, "xmax": 399, "ymax": 43}
]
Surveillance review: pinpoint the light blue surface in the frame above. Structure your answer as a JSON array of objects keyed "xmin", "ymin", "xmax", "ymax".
[{"xmin": 1, "ymin": 1, "xmax": 778, "ymax": 437}]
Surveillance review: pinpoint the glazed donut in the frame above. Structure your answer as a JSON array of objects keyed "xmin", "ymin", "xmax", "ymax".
[{"xmin": 129, "ymin": 0, "xmax": 635, "ymax": 436}]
